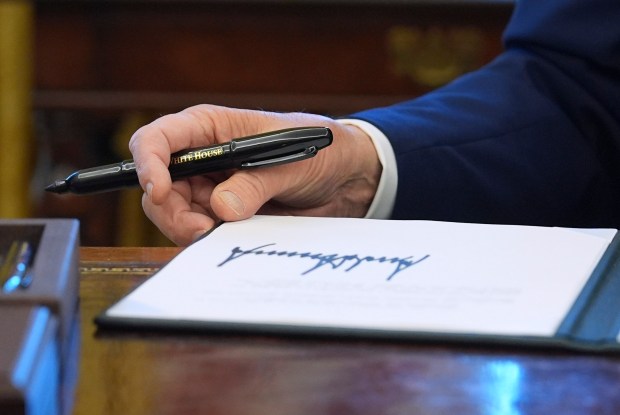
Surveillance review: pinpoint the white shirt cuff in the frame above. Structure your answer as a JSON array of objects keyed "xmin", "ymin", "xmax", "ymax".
[{"xmin": 337, "ymin": 119, "xmax": 398, "ymax": 219}]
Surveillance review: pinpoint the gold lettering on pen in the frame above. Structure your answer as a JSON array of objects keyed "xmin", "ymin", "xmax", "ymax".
[{"xmin": 171, "ymin": 147, "xmax": 224, "ymax": 165}]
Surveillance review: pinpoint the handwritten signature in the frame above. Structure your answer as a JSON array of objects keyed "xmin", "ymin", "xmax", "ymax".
[{"xmin": 217, "ymin": 243, "xmax": 429, "ymax": 281}]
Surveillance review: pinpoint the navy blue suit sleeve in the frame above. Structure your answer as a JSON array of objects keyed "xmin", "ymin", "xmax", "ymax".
[{"xmin": 351, "ymin": 0, "xmax": 620, "ymax": 227}]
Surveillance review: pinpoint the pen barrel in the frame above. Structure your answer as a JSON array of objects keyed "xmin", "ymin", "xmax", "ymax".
[
  {"xmin": 49, "ymin": 127, "xmax": 333, "ymax": 194},
  {"xmin": 167, "ymin": 127, "xmax": 332, "ymax": 178},
  {"xmin": 67, "ymin": 160, "xmax": 139, "ymax": 193},
  {"xmin": 229, "ymin": 127, "xmax": 332, "ymax": 163},
  {"xmin": 168, "ymin": 144, "xmax": 234, "ymax": 179}
]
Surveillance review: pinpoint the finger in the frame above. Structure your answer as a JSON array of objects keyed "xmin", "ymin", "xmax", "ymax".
[
  {"xmin": 210, "ymin": 167, "xmax": 296, "ymax": 222},
  {"xmin": 129, "ymin": 108, "xmax": 219, "ymax": 205},
  {"xmin": 142, "ymin": 181, "xmax": 216, "ymax": 246},
  {"xmin": 187, "ymin": 175, "xmax": 221, "ymax": 219}
]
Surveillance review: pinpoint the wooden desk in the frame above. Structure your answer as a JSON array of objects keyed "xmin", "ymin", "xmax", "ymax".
[{"xmin": 76, "ymin": 247, "xmax": 620, "ymax": 415}]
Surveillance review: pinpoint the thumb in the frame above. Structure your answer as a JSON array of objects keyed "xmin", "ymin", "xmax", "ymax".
[{"xmin": 210, "ymin": 170, "xmax": 283, "ymax": 222}]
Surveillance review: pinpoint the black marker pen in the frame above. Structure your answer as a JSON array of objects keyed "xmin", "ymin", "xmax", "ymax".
[{"xmin": 45, "ymin": 127, "xmax": 333, "ymax": 195}]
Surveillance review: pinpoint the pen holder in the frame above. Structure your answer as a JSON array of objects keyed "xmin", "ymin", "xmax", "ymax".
[
  {"xmin": 0, "ymin": 219, "xmax": 80, "ymax": 360},
  {"xmin": 0, "ymin": 304, "xmax": 61, "ymax": 415},
  {"xmin": 0, "ymin": 219, "xmax": 80, "ymax": 415}
]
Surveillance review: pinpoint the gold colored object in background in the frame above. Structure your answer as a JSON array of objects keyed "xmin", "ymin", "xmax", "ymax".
[
  {"xmin": 0, "ymin": 0, "xmax": 33, "ymax": 217},
  {"xmin": 388, "ymin": 25, "xmax": 484, "ymax": 88}
]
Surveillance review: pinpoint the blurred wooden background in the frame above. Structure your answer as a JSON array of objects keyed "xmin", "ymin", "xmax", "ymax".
[{"xmin": 1, "ymin": 0, "xmax": 513, "ymax": 246}]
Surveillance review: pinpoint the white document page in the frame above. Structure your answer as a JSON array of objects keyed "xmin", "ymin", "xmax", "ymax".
[{"xmin": 104, "ymin": 216, "xmax": 614, "ymax": 337}]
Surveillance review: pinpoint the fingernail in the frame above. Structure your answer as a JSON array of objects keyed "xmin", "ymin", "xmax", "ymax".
[
  {"xmin": 192, "ymin": 230, "xmax": 208, "ymax": 242},
  {"xmin": 219, "ymin": 190, "xmax": 244, "ymax": 216},
  {"xmin": 145, "ymin": 182, "xmax": 154, "ymax": 199}
]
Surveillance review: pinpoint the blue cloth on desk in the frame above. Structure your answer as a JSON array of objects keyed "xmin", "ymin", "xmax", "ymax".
[{"xmin": 352, "ymin": 0, "xmax": 620, "ymax": 228}]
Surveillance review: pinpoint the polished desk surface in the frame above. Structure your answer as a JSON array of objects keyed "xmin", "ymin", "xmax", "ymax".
[{"xmin": 77, "ymin": 247, "xmax": 620, "ymax": 415}]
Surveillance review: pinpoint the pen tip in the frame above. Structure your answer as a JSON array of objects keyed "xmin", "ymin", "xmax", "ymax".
[{"xmin": 45, "ymin": 180, "xmax": 69, "ymax": 194}]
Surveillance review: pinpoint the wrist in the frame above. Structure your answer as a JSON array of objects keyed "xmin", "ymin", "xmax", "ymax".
[
  {"xmin": 337, "ymin": 119, "xmax": 397, "ymax": 219},
  {"xmin": 330, "ymin": 122, "xmax": 382, "ymax": 217}
]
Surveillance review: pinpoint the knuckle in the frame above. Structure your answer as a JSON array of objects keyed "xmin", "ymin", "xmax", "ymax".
[{"xmin": 239, "ymin": 171, "xmax": 269, "ymax": 199}]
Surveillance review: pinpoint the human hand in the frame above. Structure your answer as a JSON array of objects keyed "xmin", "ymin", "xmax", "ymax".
[{"xmin": 129, "ymin": 104, "xmax": 381, "ymax": 245}]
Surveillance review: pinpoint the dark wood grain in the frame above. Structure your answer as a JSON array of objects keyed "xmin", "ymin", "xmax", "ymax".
[
  {"xmin": 34, "ymin": 0, "xmax": 512, "ymax": 114},
  {"xmin": 74, "ymin": 247, "xmax": 620, "ymax": 415},
  {"xmin": 33, "ymin": 0, "xmax": 513, "ymax": 247}
]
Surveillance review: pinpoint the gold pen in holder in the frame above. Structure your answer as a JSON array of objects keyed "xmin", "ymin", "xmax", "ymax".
[{"xmin": 1, "ymin": 240, "xmax": 33, "ymax": 293}]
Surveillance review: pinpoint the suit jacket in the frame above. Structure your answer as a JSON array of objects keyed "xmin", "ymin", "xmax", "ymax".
[{"xmin": 351, "ymin": 0, "xmax": 620, "ymax": 228}]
